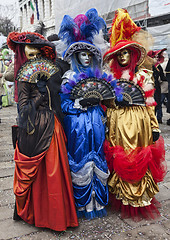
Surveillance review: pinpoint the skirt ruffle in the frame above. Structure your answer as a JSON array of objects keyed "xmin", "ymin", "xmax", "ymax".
[
  {"xmin": 109, "ymin": 194, "xmax": 161, "ymax": 221},
  {"xmin": 104, "ymin": 136, "xmax": 167, "ymax": 183}
]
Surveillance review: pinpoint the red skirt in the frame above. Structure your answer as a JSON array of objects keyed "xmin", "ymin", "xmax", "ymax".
[{"xmin": 14, "ymin": 116, "xmax": 78, "ymax": 231}]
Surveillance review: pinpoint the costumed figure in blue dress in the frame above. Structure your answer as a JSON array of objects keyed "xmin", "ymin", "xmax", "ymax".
[{"xmin": 57, "ymin": 8, "xmax": 122, "ymax": 219}]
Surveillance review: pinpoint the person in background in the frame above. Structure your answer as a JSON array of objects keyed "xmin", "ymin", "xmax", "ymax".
[
  {"xmin": 0, "ymin": 53, "xmax": 6, "ymax": 122},
  {"xmin": 7, "ymin": 31, "xmax": 78, "ymax": 231},
  {"xmin": 47, "ymin": 33, "xmax": 70, "ymax": 80},
  {"xmin": 2, "ymin": 60, "xmax": 14, "ymax": 107},
  {"xmin": 147, "ymin": 48, "xmax": 168, "ymax": 123},
  {"xmin": 3, "ymin": 59, "xmax": 14, "ymax": 83},
  {"xmin": 160, "ymin": 52, "xmax": 169, "ymax": 118},
  {"xmin": 0, "ymin": 64, "xmax": 5, "ymax": 123},
  {"xmin": 0, "ymin": 53, "xmax": 6, "ymax": 87},
  {"xmin": 165, "ymin": 57, "xmax": 170, "ymax": 125}
]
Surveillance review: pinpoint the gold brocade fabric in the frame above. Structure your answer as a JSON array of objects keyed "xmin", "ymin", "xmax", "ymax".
[
  {"xmin": 106, "ymin": 105, "xmax": 159, "ymax": 151},
  {"xmin": 108, "ymin": 170, "xmax": 159, "ymax": 207}
]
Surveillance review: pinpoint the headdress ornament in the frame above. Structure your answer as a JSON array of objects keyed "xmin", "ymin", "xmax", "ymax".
[
  {"xmin": 109, "ymin": 8, "xmax": 141, "ymax": 48},
  {"xmin": 58, "ymin": 8, "xmax": 108, "ymax": 65},
  {"xmin": 104, "ymin": 8, "xmax": 146, "ymax": 66}
]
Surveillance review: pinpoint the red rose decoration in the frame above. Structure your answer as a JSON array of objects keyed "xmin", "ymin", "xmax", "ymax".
[
  {"xmin": 25, "ymin": 39, "xmax": 31, "ymax": 43},
  {"xmin": 41, "ymin": 46, "xmax": 55, "ymax": 61}
]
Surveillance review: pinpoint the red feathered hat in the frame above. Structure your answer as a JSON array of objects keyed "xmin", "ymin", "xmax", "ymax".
[
  {"xmin": 147, "ymin": 48, "xmax": 167, "ymax": 65},
  {"xmin": 104, "ymin": 40, "xmax": 146, "ymax": 66},
  {"xmin": 147, "ymin": 48, "xmax": 167, "ymax": 58},
  {"xmin": 103, "ymin": 9, "xmax": 146, "ymax": 66}
]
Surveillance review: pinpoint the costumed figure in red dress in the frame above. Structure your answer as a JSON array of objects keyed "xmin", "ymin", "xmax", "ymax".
[
  {"xmin": 7, "ymin": 31, "xmax": 78, "ymax": 231},
  {"xmin": 103, "ymin": 9, "xmax": 167, "ymax": 221}
]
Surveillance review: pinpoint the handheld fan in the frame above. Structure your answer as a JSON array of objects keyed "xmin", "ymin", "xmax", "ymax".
[
  {"xmin": 70, "ymin": 78, "xmax": 115, "ymax": 100},
  {"xmin": 117, "ymin": 79, "xmax": 145, "ymax": 106},
  {"xmin": 16, "ymin": 58, "xmax": 59, "ymax": 83}
]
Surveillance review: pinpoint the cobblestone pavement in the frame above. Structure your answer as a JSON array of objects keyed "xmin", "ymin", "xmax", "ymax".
[{"xmin": 0, "ymin": 105, "xmax": 170, "ymax": 240}]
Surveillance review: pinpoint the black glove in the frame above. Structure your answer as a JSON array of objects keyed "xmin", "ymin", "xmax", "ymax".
[
  {"xmin": 79, "ymin": 98, "xmax": 100, "ymax": 107},
  {"xmin": 115, "ymin": 98, "xmax": 130, "ymax": 107},
  {"xmin": 152, "ymin": 131, "xmax": 160, "ymax": 142},
  {"xmin": 37, "ymin": 74, "xmax": 48, "ymax": 94}
]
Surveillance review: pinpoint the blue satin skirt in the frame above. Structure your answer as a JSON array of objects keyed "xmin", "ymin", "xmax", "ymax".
[{"xmin": 63, "ymin": 105, "xmax": 109, "ymax": 218}]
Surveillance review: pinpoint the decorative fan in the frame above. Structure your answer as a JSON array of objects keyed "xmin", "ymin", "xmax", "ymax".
[
  {"xmin": 16, "ymin": 58, "xmax": 59, "ymax": 83},
  {"xmin": 117, "ymin": 79, "xmax": 145, "ymax": 106},
  {"xmin": 70, "ymin": 77, "xmax": 115, "ymax": 100}
]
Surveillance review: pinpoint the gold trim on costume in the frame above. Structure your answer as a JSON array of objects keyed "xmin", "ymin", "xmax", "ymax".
[
  {"xmin": 27, "ymin": 115, "xmax": 35, "ymax": 135},
  {"xmin": 46, "ymin": 86, "xmax": 52, "ymax": 110}
]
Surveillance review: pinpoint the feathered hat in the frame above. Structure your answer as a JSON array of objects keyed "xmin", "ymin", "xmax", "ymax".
[
  {"xmin": 104, "ymin": 8, "xmax": 146, "ymax": 66},
  {"xmin": 7, "ymin": 31, "xmax": 56, "ymax": 61},
  {"xmin": 58, "ymin": 8, "xmax": 108, "ymax": 65},
  {"xmin": 147, "ymin": 48, "xmax": 167, "ymax": 67},
  {"xmin": 147, "ymin": 48, "xmax": 167, "ymax": 59},
  {"xmin": 104, "ymin": 40, "xmax": 146, "ymax": 66}
]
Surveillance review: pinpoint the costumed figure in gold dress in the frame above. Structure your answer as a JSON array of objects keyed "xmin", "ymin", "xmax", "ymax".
[
  {"xmin": 7, "ymin": 31, "xmax": 78, "ymax": 231},
  {"xmin": 103, "ymin": 9, "xmax": 167, "ymax": 221}
]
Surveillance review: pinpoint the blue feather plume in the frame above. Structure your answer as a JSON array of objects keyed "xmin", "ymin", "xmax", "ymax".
[
  {"xmin": 68, "ymin": 79, "xmax": 77, "ymax": 87},
  {"xmin": 58, "ymin": 15, "xmax": 79, "ymax": 45},
  {"xmin": 80, "ymin": 22, "xmax": 98, "ymax": 42},
  {"xmin": 58, "ymin": 8, "xmax": 107, "ymax": 47},
  {"xmin": 106, "ymin": 74, "xmax": 113, "ymax": 83},
  {"xmin": 85, "ymin": 8, "xmax": 107, "ymax": 34},
  {"xmin": 77, "ymin": 72, "xmax": 88, "ymax": 81},
  {"xmin": 60, "ymin": 84, "xmax": 71, "ymax": 94},
  {"xmin": 94, "ymin": 68, "xmax": 102, "ymax": 79}
]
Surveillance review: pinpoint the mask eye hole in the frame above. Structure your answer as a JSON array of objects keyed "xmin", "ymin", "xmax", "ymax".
[{"xmin": 123, "ymin": 50, "xmax": 128, "ymax": 55}]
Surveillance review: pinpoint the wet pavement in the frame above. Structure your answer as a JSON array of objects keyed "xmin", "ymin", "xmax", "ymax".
[{"xmin": 0, "ymin": 104, "xmax": 170, "ymax": 240}]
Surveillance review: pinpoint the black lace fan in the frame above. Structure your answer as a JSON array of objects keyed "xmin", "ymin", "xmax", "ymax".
[
  {"xmin": 70, "ymin": 77, "xmax": 115, "ymax": 100},
  {"xmin": 16, "ymin": 58, "xmax": 59, "ymax": 83},
  {"xmin": 117, "ymin": 79, "xmax": 145, "ymax": 106}
]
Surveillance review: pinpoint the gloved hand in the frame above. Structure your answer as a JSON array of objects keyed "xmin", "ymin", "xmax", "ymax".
[
  {"xmin": 152, "ymin": 131, "xmax": 160, "ymax": 142},
  {"xmin": 37, "ymin": 74, "xmax": 48, "ymax": 94},
  {"xmin": 115, "ymin": 98, "xmax": 130, "ymax": 107},
  {"xmin": 79, "ymin": 98, "xmax": 100, "ymax": 107}
]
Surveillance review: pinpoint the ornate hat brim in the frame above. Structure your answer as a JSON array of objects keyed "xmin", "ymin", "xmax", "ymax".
[
  {"xmin": 104, "ymin": 40, "xmax": 146, "ymax": 66},
  {"xmin": 63, "ymin": 41, "xmax": 102, "ymax": 64},
  {"xmin": 10, "ymin": 39, "xmax": 55, "ymax": 52}
]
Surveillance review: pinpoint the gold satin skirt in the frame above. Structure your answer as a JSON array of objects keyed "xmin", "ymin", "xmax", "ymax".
[
  {"xmin": 108, "ymin": 170, "xmax": 159, "ymax": 207},
  {"xmin": 106, "ymin": 106, "xmax": 159, "ymax": 207}
]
